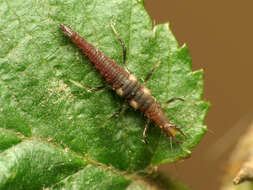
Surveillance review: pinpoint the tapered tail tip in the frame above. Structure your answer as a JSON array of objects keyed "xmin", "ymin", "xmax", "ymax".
[{"xmin": 60, "ymin": 24, "xmax": 74, "ymax": 37}]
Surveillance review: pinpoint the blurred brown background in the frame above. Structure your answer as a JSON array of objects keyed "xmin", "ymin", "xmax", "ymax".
[{"xmin": 144, "ymin": 1, "xmax": 253, "ymax": 190}]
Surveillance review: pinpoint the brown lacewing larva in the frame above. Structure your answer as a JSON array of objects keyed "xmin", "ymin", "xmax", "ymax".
[{"xmin": 60, "ymin": 24, "xmax": 185, "ymax": 142}]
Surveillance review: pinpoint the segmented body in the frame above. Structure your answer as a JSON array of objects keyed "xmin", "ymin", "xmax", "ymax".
[{"xmin": 60, "ymin": 24, "xmax": 181, "ymax": 138}]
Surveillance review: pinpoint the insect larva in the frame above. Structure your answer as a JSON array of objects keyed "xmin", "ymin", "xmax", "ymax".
[{"xmin": 60, "ymin": 24, "xmax": 185, "ymax": 142}]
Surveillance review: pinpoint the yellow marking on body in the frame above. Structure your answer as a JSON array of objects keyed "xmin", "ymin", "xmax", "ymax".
[
  {"xmin": 116, "ymin": 88, "xmax": 124, "ymax": 96},
  {"xmin": 129, "ymin": 74, "xmax": 137, "ymax": 82},
  {"xmin": 130, "ymin": 100, "xmax": 139, "ymax": 109},
  {"xmin": 141, "ymin": 86, "xmax": 151, "ymax": 95},
  {"xmin": 125, "ymin": 68, "xmax": 130, "ymax": 74}
]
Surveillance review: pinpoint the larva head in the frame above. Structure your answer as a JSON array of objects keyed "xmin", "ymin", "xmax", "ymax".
[{"xmin": 162, "ymin": 123, "xmax": 186, "ymax": 143}]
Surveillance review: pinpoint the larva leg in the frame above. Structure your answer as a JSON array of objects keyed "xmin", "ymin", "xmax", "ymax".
[
  {"xmin": 166, "ymin": 97, "xmax": 185, "ymax": 104},
  {"xmin": 69, "ymin": 79, "xmax": 108, "ymax": 91},
  {"xmin": 101, "ymin": 102, "xmax": 128, "ymax": 128},
  {"xmin": 169, "ymin": 137, "xmax": 173, "ymax": 150},
  {"xmin": 82, "ymin": 84, "xmax": 108, "ymax": 91},
  {"xmin": 144, "ymin": 60, "xmax": 161, "ymax": 83},
  {"xmin": 143, "ymin": 119, "xmax": 151, "ymax": 144},
  {"xmin": 110, "ymin": 20, "xmax": 127, "ymax": 65},
  {"xmin": 108, "ymin": 102, "xmax": 128, "ymax": 120}
]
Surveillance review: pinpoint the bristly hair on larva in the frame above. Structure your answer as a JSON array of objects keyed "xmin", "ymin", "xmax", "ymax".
[{"xmin": 60, "ymin": 23, "xmax": 185, "ymax": 143}]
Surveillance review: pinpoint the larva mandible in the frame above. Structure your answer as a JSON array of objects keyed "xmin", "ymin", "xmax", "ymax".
[{"xmin": 60, "ymin": 24, "xmax": 185, "ymax": 142}]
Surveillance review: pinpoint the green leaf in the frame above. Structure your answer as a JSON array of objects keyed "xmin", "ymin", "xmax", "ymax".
[
  {"xmin": 0, "ymin": 129, "xmax": 21, "ymax": 152},
  {"xmin": 0, "ymin": 0, "xmax": 209, "ymax": 189}
]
